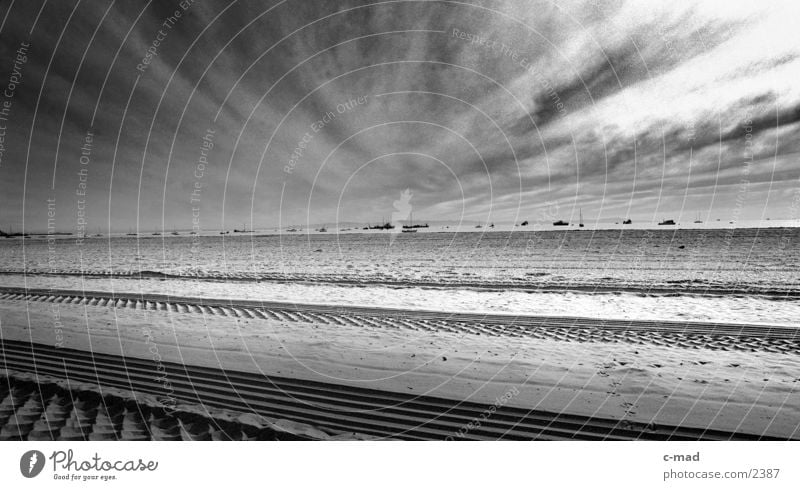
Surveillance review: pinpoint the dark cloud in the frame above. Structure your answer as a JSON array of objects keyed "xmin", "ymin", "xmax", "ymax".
[{"xmin": 0, "ymin": 0, "xmax": 798, "ymax": 232}]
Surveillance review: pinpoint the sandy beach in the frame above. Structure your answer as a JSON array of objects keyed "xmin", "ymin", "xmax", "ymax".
[{"xmin": 1, "ymin": 280, "xmax": 797, "ymax": 440}]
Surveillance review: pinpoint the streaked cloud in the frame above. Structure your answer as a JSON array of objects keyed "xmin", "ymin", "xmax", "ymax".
[{"xmin": 0, "ymin": 0, "xmax": 797, "ymax": 232}]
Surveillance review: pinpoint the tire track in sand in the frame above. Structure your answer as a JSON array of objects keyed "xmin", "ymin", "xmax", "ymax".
[
  {"xmin": 1, "ymin": 286, "xmax": 798, "ymax": 354},
  {"xmin": 1, "ymin": 339, "xmax": 791, "ymax": 441}
]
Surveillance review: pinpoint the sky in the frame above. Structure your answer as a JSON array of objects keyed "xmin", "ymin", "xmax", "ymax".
[{"xmin": 0, "ymin": 0, "xmax": 798, "ymax": 233}]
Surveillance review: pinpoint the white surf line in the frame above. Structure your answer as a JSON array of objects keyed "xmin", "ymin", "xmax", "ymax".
[{"xmin": 0, "ymin": 269, "xmax": 796, "ymax": 299}]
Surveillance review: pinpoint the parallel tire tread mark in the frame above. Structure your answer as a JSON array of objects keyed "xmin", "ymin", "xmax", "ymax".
[
  {"xmin": 0, "ymin": 287, "xmax": 797, "ymax": 353},
  {"xmin": 2, "ymin": 339, "xmax": 790, "ymax": 441}
]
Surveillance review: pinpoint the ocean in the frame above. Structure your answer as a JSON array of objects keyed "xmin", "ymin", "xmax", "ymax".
[{"xmin": 2, "ymin": 228, "xmax": 797, "ymax": 295}]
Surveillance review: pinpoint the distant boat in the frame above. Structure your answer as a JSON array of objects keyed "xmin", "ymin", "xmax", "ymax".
[
  {"xmin": 694, "ymin": 212, "xmax": 703, "ymax": 224},
  {"xmin": 402, "ymin": 212, "xmax": 426, "ymax": 231},
  {"xmin": 521, "ymin": 220, "xmax": 529, "ymax": 226},
  {"xmin": 1, "ymin": 226, "xmax": 30, "ymax": 238},
  {"xmin": 287, "ymin": 228, "xmax": 298, "ymax": 232},
  {"xmin": 579, "ymin": 209, "xmax": 584, "ymax": 228},
  {"xmin": 658, "ymin": 219, "xmax": 676, "ymax": 225},
  {"xmin": 553, "ymin": 220, "xmax": 568, "ymax": 226},
  {"xmin": 317, "ymin": 226, "xmax": 327, "ymax": 232},
  {"xmin": 368, "ymin": 221, "xmax": 394, "ymax": 230},
  {"xmin": 402, "ymin": 217, "xmax": 417, "ymax": 233},
  {"xmin": 403, "ymin": 213, "xmax": 428, "ymax": 231},
  {"xmin": 622, "ymin": 218, "xmax": 632, "ymax": 225}
]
